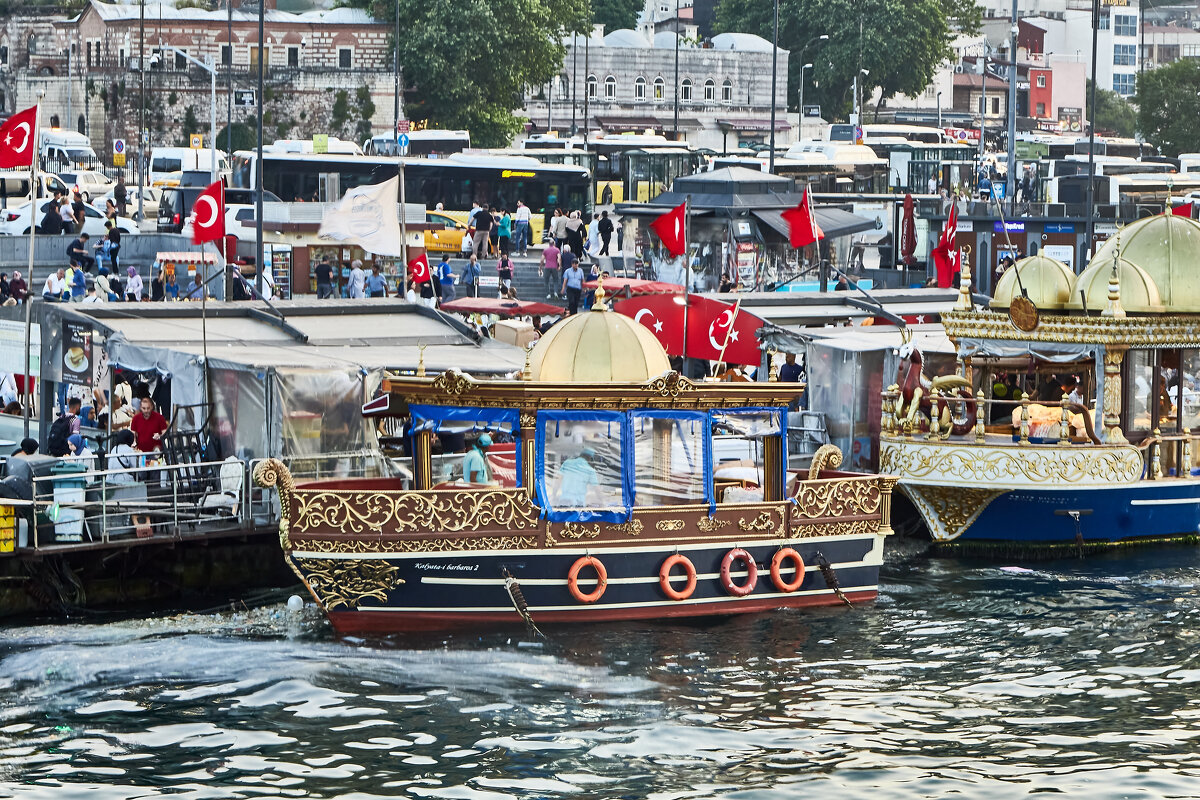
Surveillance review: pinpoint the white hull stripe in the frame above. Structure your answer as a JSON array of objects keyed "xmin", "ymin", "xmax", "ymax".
[
  {"xmin": 1129, "ymin": 498, "xmax": 1200, "ymax": 506},
  {"xmin": 419, "ymin": 561, "xmax": 864, "ymax": 587},
  {"xmin": 349, "ymin": 583, "xmax": 878, "ymax": 613}
]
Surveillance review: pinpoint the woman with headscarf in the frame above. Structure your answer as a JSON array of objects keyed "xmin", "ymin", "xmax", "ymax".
[
  {"xmin": 94, "ymin": 267, "xmax": 116, "ymax": 302},
  {"xmin": 65, "ymin": 434, "xmax": 96, "ymax": 468},
  {"xmin": 125, "ymin": 266, "xmax": 143, "ymax": 303},
  {"xmin": 9, "ymin": 271, "xmax": 27, "ymax": 304},
  {"xmin": 106, "ymin": 429, "xmax": 140, "ymax": 484},
  {"xmin": 564, "ymin": 211, "xmax": 585, "ymax": 258},
  {"xmin": 0, "ymin": 272, "xmax": 10, "ymax": 302}
]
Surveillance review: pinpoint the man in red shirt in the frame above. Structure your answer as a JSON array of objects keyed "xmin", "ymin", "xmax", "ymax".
[{"xmin": 130, "ymin": 397, "xmax": 169, "ymax": 453}]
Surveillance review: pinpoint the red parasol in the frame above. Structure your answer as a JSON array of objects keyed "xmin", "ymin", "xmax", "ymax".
[
  {"xmin": 439, "ymin": 297, "xmax": 563, "ymax": 317},
  {"xmin": 900, "ymin": 193, "xmax": 917, "ymax": 266},
  {"xmin": 582, "ymin": 277, "xmax": 684, "ymax": 296}
]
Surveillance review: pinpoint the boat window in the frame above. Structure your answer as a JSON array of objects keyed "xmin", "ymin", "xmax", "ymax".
[
  {"xmin": 1127, "ymin": 349, "xmax": 1158, "ymax": 436},
  {"xmin": 536, "ymin": 411, "xmax": 629, "ymax": 522},
  {"xmin": 710, "ymin": 409, "xmax": 784, "ymax": 503},
  {"xmin": 409, "ymin": 404, "xmax": 521, "ymax": 487},
  {"xmin": 1181, "ymin": 350, "xmax": 1200, "ymax": 432},
  {"xmin": 630, "ymin": 411, "xmax": 712, "ymax": 508}
]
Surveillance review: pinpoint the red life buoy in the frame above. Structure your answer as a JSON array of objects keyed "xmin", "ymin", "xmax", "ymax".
[
  {"xmin": 719, "ymin": 548, "xmax": 758, "ymax": 597},
  {"xmin": 567, "ymin": 555, "xmax": 608, "ymax": 603},
  {"xmin": 770, "ymin": 547, "xmax": 806, "ymax": 593},
  {"xmin": 659, "ymin": 553, "xmax": 697, "ymax": 601}
]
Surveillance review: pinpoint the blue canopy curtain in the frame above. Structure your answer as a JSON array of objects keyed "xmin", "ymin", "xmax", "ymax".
[
  {"xmin": 408, "ymin": 404, "xmax": 523, "ymax": 487},
  {"xmin": 629, "ymin": 409, "xmax": 715, "ymax": 514},
  {"xmin": 535, "ymin": 409, "xmax": 632, "ymax": 523}
]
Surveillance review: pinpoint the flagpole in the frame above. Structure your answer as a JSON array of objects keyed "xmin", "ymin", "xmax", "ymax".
[
  {"xmin": 23, "ymin": 102, "xmax": 40, "ymax": 440},
  {"xmin": 715, "ymin": 295, "xmax": 742, "ymax": 373},
  {"xmin": 398, "ymin": 157, "xmax": 408, "ymax": 299},
  {"xmin": 681, "ymin": 194, "xmax": 690, "ymax": 372}
]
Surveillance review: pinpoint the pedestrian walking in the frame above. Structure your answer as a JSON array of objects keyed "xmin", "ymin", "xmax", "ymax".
[
  {"xmin": 585, "ymin": 213, "xmax": 600, "ymax": 259},
  {"xmin": 71, "ymin": 192, "xmax": 86, "ymax": 234},
  {"xmin": 315, "ymin": 259, "xmax": 335, "ymax": 299},
  {"xmin": 541, "ymin": 240, "xmax": 560, "ymax": 299},
  {"xmin": 471, "ymin": 204, "xmax": 493, "ymax": 258},
  {"xmin": 58, "ymin": 197, "xmax": 74, "ymax": 233},
  {"xmin": 498, "ymin": 209, "xmax": 512, "ymax": 256},
  {"xmin": 347, "ymin": 259, "xmax": 366, "ymax": 299},
  {"xmin": 550, "ymin": 208, "xmax": 567, "ymax": 249},
  {"xmin": 497, "ymin": 253, "xmax": 513, "ymax": 297},
  {"xmin": 114, "ymin": 176, "xmax": 128, "ymax": 217},
  {"xmin": 365, "ymin": 264, "xmax": 388, "ymax": 298},
  {"xmin": 514, "ymin": 200, "xmax": 532, "ymax": 256},
  {"xmin": 560, "ymin": 245, "xmax": 584, "ymax": 315},
  {"xmin": 564, "ymin": 211, "xmax": 584, "ymax": 257},
  {"xmin": 460, "ymin": 254, "xmax": 481, "ymax": 297},
  {"xmin": 598, "ymin": 210, "xmax": 614, "ymax": 256},
  {"xmin": 437, "ymin": 256, "xmax": 456, "ymax": 303}
]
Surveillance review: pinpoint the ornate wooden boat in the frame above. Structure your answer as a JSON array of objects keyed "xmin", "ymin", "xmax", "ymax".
[
  {"xmin": 254, "ymin": 289, "xmax": 897, "ymax": 633},
  {"xmin": 881, "ymin": 215, "xmax": 1200, "ymax": 548}
]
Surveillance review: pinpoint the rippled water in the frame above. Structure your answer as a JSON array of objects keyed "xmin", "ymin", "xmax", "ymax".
[{"xmin": 2, "ymin": 543, "xmax": 1200, "ymax": 798}]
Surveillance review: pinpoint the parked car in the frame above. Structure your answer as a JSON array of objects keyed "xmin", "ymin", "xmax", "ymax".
[
  {"xmin": 181, "ymin": 203, "xmax": 259, "ymax": 240},
  {"xmin": 158, "ymin": 186, "xmax": 279, "ymax": 233},
  {"xmin": 57, "ymin": 170, "xmax": 116, "ymax": 202},
  {"xmin": 424, "ymin": 211, "xmax": 472, "ymax": 254},
  {"xmin": 98, "ymin": 186, "xmax": 162, "ymax": 222},
  {"xmin": 0, "ymin": 200, "xmax": 137, "ymax": 236}
]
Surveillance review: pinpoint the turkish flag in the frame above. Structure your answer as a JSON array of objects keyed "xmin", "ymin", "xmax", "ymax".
[
  {"xmin": 650, "ymin": 202, "xmax": 687, "ymax": 257},
  {"xmin": 1172, "ymin": 202, "xmax": 1193, "ymax": 217},
  {"xmin": 614, "ymin": 293, "xmax": 686, "ymax": 355},
  {"xmin": 408, "ymin": 252, "xmax": 431, "ymax": 284},
  {"xmin": 683, "ymin": 295, "xmax": 765, "ymax": 366},
  {"xmin": 0, "ymin": 106, "xmax": 38, "ymax": 169},
  {"xmin": 931, "ymin": 201, "xmax": 959, "ymax": 288},
  {"xmin": 190, "ymin": 181, "xmax": 225, "ymax": 245},
  {"xmin": 781, "ymin": 187, "xmax": 824, "ymax": 248}
]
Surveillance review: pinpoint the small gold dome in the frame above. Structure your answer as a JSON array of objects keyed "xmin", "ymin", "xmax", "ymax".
[
  {"xmin": 990, "ymin": 255, "xmax": 1074, "ymax": 310},
  {"xmin": 1067, "ymin": 255, "xmax": 1163, "ymax": 313},
  {"xmin": 527, "ymin": 309, "xmax": 672, "ymax": 382},
  {"xmin": 1088, "ymin": 214, "xmax": 1200, "ymax": 312}
]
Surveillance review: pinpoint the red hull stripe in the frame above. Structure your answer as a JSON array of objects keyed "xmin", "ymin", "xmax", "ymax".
[{"xmin": 325, "ymin": 590, "xmax": 878, "ymax": 633}]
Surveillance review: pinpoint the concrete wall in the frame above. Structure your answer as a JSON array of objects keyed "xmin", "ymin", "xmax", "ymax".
[{"xmin": 0, "ymin": 232, "xmax": 190, "ymax": 271}]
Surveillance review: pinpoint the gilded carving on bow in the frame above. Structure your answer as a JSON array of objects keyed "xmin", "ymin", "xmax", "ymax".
[
  {"xmin": 697, "ymin": 516, "xmax": 731, "ymax": 532},
  {"xmin": 292, "ymin": 557, "xmax": 404, "ymax": 610},
  {"xmin": 646, "ymin": 371, "xmax": 698, "ymax": 398},
  {"xmin": 738, "ymin": 511, "xmax": 775, "ymax": 532},
  {"xmin": 807, "ymin": 445, "xmax": 844, "ymax": 480},
  {"xmin": 793, "ymin": 478, "xmax": 882, "ymax": 520},
  {"xmin": 293, "ymin": 535, "xmax": 539, "ymax": 554},
  {"xmin": 655, "ymin": 519, "xmax": 685, "ymax": 532},
  {"xmin": 546, "ymin": 522, "xmax": 602, "ymax": 545},
  {"xmin": 254, "ymin": 458, "xmax": 296, "ymax": 551},
  {"xmin": 789, "ymin": 519, "xmax": 879, "ymax": 539},
  {"xmin": 610, "ymin": 519, "xmax": 645, "ymax": 536},
  {"xmin": 879, "ymin": 440, "xmax": 1142, "ymax": 486},
  {"xmin": 432, "ymin": 370, "xmax": 475, "ymax": 396},
  {"xmin": 291, "ymin": 488, "xmax": 540, "ymax": 535},
  {"xmin": 902, "ymin": 485, "xmax": 1006, "ymax": 542},
  {"xmin": 519, "ymin": 412, "xmax": 537, "ymax": 429}
]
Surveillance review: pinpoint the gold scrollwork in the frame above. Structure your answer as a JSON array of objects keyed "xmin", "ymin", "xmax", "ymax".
[
  {"xmin": 646, "ymin": 371, "xmax": 698, "ymax": 398},
  {"xmin": 519, "ymin": 412, "xmax": 537, "ymax": 429},
  {"xmin": 738, "ymin": 511, "xmax": 775, "ymax": 532},
  {"xmin": 789, "ymin": 519, "xmax": 879, "ymax": 539},
  {"xmin": 610, "ymin": 519, "xmax": 645, "ymax": 536},
  {"xmin": 697, "ymin": 516, "xmax": 731, "ymax": 532},
  {"xmin": 293, "ymin": 536, "xmax": 538, "ymax": 554},
  {"xmin": 254, "ymin": 458, "xmax": 296, "ymax": 551},
  {"xmin": 807, "ymin": 444, "xmax": 844, "ymax": 480},
  {"xmin": 942, "ymin": 309, "xmax": 1200, "ymax": 348},
  {"xmin": 431, "ymin": 370, "xmax": 476, "ymax": 396},
  {"xmin": 547, "ymin": 522, "xmax": 601, "ymax": 546},
  {"xmin": 880, "ymin": 440, "xmax": 1142, "ymax": 485},
  {"xmin": 291, "ymin": 488, "xmax": 541, "ymax": 535},
  {"xmin": 793, "ymin": 477, "xmax": 882, "ymax": 520},
  {"xmin": 655, "ymin": 519, "xmax": 685, "ymax": 532},
  {"xmin": 902, "ymin": 485, "xmax": 1006, "ymax": 542},
  {"xmin": 292, "ymin": 557, "xmax": 404, "ymax": 610}
]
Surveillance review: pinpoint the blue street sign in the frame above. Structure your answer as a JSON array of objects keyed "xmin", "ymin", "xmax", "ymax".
[{"xmin": 397, "ymin": 133, "xmax": 410, "ymax": 155}]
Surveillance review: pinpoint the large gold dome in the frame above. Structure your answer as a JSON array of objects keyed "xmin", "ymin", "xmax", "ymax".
[
  {"xmin": 991, "ymin": 255, "xmax": 1074, "ymax": 310},
  {"xmin": 1087, "ymin": 214, "xmax": 1200, "ymax": 312},
  {"xmin": 1067, "ymin": 255, "xmax": 1163, "ymax": 313},
  {"xmin": 527, "ymin": 307, "xmax": 672, "ymax": 382}
]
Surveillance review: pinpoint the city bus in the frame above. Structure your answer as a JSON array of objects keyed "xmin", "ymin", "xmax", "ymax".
[
  {"xmin": 1073, "ymin": 136, "xmax": 1157, "ymax": 159},
  {"xmin": 230, "ymin": 150, "xmax": 590, "ymax": 240},
  {"xmin": 590, "ymin": 134, "xmax": 702, "ymax": 205},
  {"xmin": 364, "ymin": 130, "xmax": 471, "ymax": 157},
  {"xmin": 771, "ymin": 142, "xmax": 890, "ymax": 193},
  {"xmin": 1048, "ymin": 173, "xmax": 1200, "ymax": 213}
]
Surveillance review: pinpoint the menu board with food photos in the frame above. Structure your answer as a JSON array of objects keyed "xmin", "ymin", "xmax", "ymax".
[{"xmin": 61, "ymin": 321, "xmax": 93, "ymax": 387}]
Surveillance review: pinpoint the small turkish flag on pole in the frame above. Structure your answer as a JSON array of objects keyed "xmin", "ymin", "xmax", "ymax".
[
  {"xmin": 1172, "ymin": 201, "xmax": 1193, "ymax": 217},
  {"xmin": 0, "ymin": 106, "xmax": 38, "ymax": 169},
  {"xmin": 408, "ymin": 252, "xmax": 431, "ymax": 284},
  {"xmin": 190, "ymin": 181, "xmax": 225, "ymax": 245},
  {"xmin": 781, "ymin": 185, "xmax": 825, "ymax": 248},
  {"xmin": 650, "ymin": 202, "xmax": 687, "ymax": 257}
]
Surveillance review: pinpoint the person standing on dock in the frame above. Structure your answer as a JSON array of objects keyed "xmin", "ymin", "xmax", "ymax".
[
  {"xmin": 131, "ymin": 397, "xmax": 169, "ymax": 455},
  {"xmin": 514, "ymin": 201, "xmax": 531, "ymax": 257},
  {"xmin": 560, "ymin": 246, "xmax": 583, "ymax": 315}
]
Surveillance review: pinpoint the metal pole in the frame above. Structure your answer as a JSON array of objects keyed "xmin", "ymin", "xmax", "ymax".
[
  {"xmin": 138, "ymin": 0, "xmax": 145, "ymax": 222},
  {"xmin": 571, "ymin": 34, "xmax": 578, "ymax": 135},
  {"xmin": 393, "ymin": 0, "xmax": 400, "ymax": 138},
  {"xmin": 210, "ymin": 59, "xmax": 217, "ymax": 184},
  {"xmin": 255, "ymin": 0, "xmax": 264, "ymax": 296},
  {"xmin": 1007, "ymin": 0, "xmax": 1018, "ymax": 214},
  {"xmin": 937, "ymin": 91, "xmax": 942, "ymax": 131},
  {"xmin": 769, "ymin": 0, "xmax": 779, "ymax": 173},
  {"xmin": 799, "ymin": 65, "xmax": 809, "ymax": 142},
  {"xmin": 66, "ymin": 44, "xmax": 72, "ymax": 135},
  {"xmin": 399, "ymin": 159, "xmax": 408, "ymax": 294},
  {"xmin": 583, "ymin": 19, "xmax": 590, "ymax": 150},
  {"xmin": 1084, "ymin": 0, "xmax": 1100, "ymax": 264},
  {"xmin": 226, "ymin": 0, "xmax": 232, "ymax": 158},
  {"xmin": 673, "ymin": 0, "xmax": 680, "ymax": 139},
  {"xmin": 23, "ymin": 100, "xmax": 40, "ymax": 441}
]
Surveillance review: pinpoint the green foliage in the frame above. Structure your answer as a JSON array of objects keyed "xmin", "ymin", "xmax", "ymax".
[
  {"xmin": 168, "ymin": 91, "xmax": 178, "ymax": 106},
  {"xmin": 592, "ymin": 0, "xmax": 642, "ymax": 32},
  {"xmin": 180, "ymin": 105, "xmax": 200, "ymax": 146},
  {"xmin": 715, "ymin": 0, "xmax": 963, "ymax": 118},
  {"xmin": 1084, "ymin": 79, "xmax": 1137, "ymax": 139},
  {"xmin": 331, "ymin": 89, "xmax": 350, "ymax": 132},
  {"xmin": 350, "ymin": 0, "xmax": 589, "ymax": 146},
  {"xmin": 1134, "ymin": 61, "xmax": 1200, "ymax": 156},
  {"xmin": 355, "ymin": 85, "xmax": 376, "ymax": 143},
  {"xmin": 216, "ymin": 122, "xmax": 257, "ymax": 152}
]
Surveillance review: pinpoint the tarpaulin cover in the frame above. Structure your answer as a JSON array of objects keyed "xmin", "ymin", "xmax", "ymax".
[
  {"xmin": 536, "ymin": 409, "xmax": 631, "ymax": 523},
  {"xmin": 409, "ymin": 404, "xmax": 522, "ymax": 488},
  {"xmin": 630, "ymin": 410, "xmax": 713, "ymax": 512}
]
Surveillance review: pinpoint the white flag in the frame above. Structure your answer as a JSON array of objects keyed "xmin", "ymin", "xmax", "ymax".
[{"xmin": 317, "ymin": 176, "xmax": 404, "ymax": 256}]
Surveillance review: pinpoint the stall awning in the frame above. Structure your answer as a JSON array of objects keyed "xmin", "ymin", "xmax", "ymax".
[
  {"xmin": 595, "ymin": 115, "xmax": 662, "ymax": 130},
  {"xmin": 716, "ymin": 118, "xmax": 792, "ymax": 132},
  {"xmin": 752, "ymin": 207, "xmax": 877, "ymax": 240}
]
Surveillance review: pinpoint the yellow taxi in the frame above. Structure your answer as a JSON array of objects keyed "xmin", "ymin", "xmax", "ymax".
[{"xmin": 424, "ymin": 211, "xmax": 472, "ymax": 254}]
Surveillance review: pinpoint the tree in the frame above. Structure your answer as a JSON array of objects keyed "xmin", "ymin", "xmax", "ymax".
[
  {"xmin": 179, "ymin": 105, "xmax": 200, "ymax": 147},
  {"xmin": 350, "ymin": 0, "xmax": 589, "ymax": 146},
  {"xmin": 215, "ymin": 122, "xmax": 256, "ymax": 152},
  {"xmin": 592, "ymin": 0, "xmax": 642, "ymax": 32},
  {"xmin": 1085, "ymin": 80, "xmax": 1137, "ymax": 139},
  {"xmin": 715, "ymin": 0, "xmax": 976, "ymax": 118},
  {"xmin": 1134, "ymin": 60, "xmax": 1200, "ymax": 156}
]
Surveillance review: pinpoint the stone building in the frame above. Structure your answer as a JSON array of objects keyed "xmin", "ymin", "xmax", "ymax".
[
  {"xmin": 0, "ymin": 0, "xmax": 396, "ymax": 167},
  {"xmin": 523, "ymin": 27, "xmax": 790, "ymax": 152}
]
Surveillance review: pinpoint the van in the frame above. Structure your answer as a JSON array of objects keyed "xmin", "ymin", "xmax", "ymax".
[
  {"xmin": 157, "ymin": 185, "xmax": 279, "ymax": 232},
  {"xmin": 40, "ymin": 129, "xmax": 99, "ymax": 172},
  {"xmin": 0, "ymin": 171, "xmax": 70, "ymax": 205},
  {"xmin": 149, "ymin": 147, "xmax": 228, "ymax": 186}
]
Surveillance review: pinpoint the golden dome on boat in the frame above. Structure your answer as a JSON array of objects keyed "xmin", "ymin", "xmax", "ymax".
[
  {"xmin": 1087, "ymin": 214, "xmax": 1200, "ymax": 312},
  {"xmin": 990, "ymin": 255, "xmax": 1074, "ymax": 310},
  {"xmin": 1067, "ymin": 255, "xmax": 1163, "ymax": 314},
  {"xmin": 527, "ymin": 306, "xmax": 672, "ymax": 383}
]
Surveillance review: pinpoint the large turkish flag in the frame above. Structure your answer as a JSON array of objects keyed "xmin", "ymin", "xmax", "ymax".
[
  {"xmin": 613, "ymin": 293, "xmax": 686, "ymax": 354},
  {"xmin": 683, "ymin": 295, "xmax": 765, "ymax": 366}
]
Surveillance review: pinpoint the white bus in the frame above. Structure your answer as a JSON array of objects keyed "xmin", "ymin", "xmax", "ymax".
[
  {"xmin": 149, "ymin": 147, "xmax": 229, "ymax": 186},
  {"xmin": 1048, "ymin": 172, "xmax": 1200, "ymax": 208},
  {"xmin": 363, "ymin": 130, "xmax": 470, "ymax": 157}
]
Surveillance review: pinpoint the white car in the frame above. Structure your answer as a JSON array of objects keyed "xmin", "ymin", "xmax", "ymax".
[
  {"xmin": 57, "ymin": 170, "xmax": 116, "ymax": 202},
  {"xmin": 0, "ymin": 200, "xmax": 137, "ymax": 236},
  {"xmin": 181, "ymin": 203, "xmax": 257, "ymax": 240},
  {"xmin": 98, "ymin": 186, "xmax": 162, "ymax": 222}
]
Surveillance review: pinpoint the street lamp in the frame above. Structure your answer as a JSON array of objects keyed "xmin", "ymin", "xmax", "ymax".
[
  {"xmin": 795, "ymin": 34, "xmax": 828, "ymax": 115},
  {"xmin": 936, "ymin": 90, "xmax": 942, "ymax": 130},
  {"xmin": 163, "ymin": 47, "xmax": 218, "ymax": 183},
  {"xmin": 798, "ymin": 63, "xmax": 813, "ymax": 139},
  {"xmin": 768, "ymin": 0, "xmax": 780, "ymax": 172}
]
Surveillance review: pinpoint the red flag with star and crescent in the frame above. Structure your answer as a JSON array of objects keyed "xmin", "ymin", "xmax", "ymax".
[
  {"xmin": 190, "ymin": 181, "xmax": 225, "ymax": 245},
  {"xmin": 649, "ymin": 202, "xmax": 687, "ymax": 257},
  {"xmin": 408, "ymin": 252, "xmax": 431, "ymax": 285},
  {"xmin": 0, "ymin": 106, "xmax": 38, "ymax": 169},
  {"xmin": 930, "ymin": 201, "xmax": 961, "ymax": 288},
  {"xmin": 613, "ymin": 293, "xmax": 685, "ymax": 353},
  {"xmin": 683, "ymin": 295, "xmax": 765, "ymax": 366},
  {"xmin": 781, "ymin": 186, "xmax": 824, "ymax": 249}
]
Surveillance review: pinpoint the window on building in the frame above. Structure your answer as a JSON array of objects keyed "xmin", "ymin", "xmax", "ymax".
[
  {"xmin": 722, "ymin": 78, "xmax": 733, "ymax": 103},
  {"xmin": 1114, "ymin": 44, "xmax": 1136, "ymax": 66},
  {"xmin": 85, "ymin": 41, "xmax": 93, "ymax": 67},
  {"xmin": 338, "ymin": 48, "xmax": 352, "ymax": 69},
  {"xmin": 1, "ymin": 46, "xmax": 9, "ymax": 65},
  {"xmin": 1036, "ymin": 74, "xmax": 1046, "ymax": 88},
  {"xmin": 1114, "ymin": 14, "xmax": 1137, "ymax": 37},
  {"xmin": 1159, "ymin": 44, "xmax": 1179, "ymax": 64},
  {"xmin": 587, "ymin": 74, "xmax": 597, "ymax": 99},
  {"xmin": 1185, "ymin": 44, "xmax": 1200, "ymax": 59},
  {"xmin": 681, "ymin": 78, "xmax": 692, "ymax": 101},
  {"xmin": 221, "ymin": 45, "xmax": 231, "ymax": 66},
  {"xmin": 634, "ymin": 76, "xmax": 646, "ymax": 101},
  {"xmin": 1098, "ymin": 13, "xmax": 1109, "ymax": 30},
  {"xmin": 703, "ymin": 78, "xmax": 716, "ymax": 103},
  {"xmin": 1113, "ymin": 72, "xmax": 1135, "ymax": 96},
  {"xmin": 1036, "ymin": 102, "xmax": 1046, "ymax": 116},
  {"xmin": 991, "ymin": 96, "xmax": 1000, "ymax": 115},
  {"xmin": 604, "ymin": 75, "xmax": 616, "ymax": 99},
  {"xmin": 175, "ymin": 50, "xmax": 187, "ymax": 70},
  {"xmin": 653, "ymin": 76, "xmax": 665, "ymax": 100},
  {"xmin": 249, "ymin": 45, "xmax": 268, "ymax": 67},
  {"xmin": 288, "ymin": 46, "xmax": 299, "ymax": 67}
]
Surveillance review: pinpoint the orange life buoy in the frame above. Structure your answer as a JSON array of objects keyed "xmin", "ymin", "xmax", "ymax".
[
  {"xmin": 720, "ymin": 548, "xmax": 758, "ymax": 597},
  {"xmin": 770, "ymin": 547, "xmax": 806, "ymax": 593},
  {"xmin": 567, "ymin": 555, "xmax": 608, "ymax": 603},
  {"xmin": 659, "ymin": 553, "xmax": 697, "ymax": 601}
]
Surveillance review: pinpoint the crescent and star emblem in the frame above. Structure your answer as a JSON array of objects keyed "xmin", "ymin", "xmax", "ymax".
[
  {"xmin": 707, "ymin": 309, "xmax": 739, "ymax": 352},
  {"xmin": 4, "ymin": 122, "xmax": 30, "ymax": 153},
  {"xmin": 194, "ymin": 195, "xmax": 218, "ymax": 228},
  {"xmin": 633, "ymin": 308, "xmax": 665, "ymax": 334}
]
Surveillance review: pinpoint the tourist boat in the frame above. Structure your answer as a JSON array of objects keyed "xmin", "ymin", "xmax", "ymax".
[
  {"xmin": 881, "ymin": 214, "xmax": 1200, "ymax": 549},
  {"xmin": 254, "ymin": 287, "xmax": 897, "ymax": 633}
]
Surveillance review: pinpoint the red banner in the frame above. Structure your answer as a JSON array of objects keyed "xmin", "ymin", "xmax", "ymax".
[{"xmin": 614, "ymin": 294, "xmax": 764, "ymax": 366}]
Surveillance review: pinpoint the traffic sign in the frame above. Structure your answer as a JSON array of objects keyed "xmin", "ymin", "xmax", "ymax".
[
  {"xmin": 234, "ymin": 90, "xmax": 256, "ymax": 107},
  {"xmin": 313, "ymin": 134, "xmax": 329, "ymax": 154},
  {"xmin": 112, "ymin": 139, "xmax": 125, "ymax": 154},
  {"xmin": 397, "ymin": 119, "xmax": 410, "ymax": 133},
  {"xmin": 397, "ymin": 132, "xmax": 410, "ymax": 155},
  {"xmin": 189, "ymin": 134, "xmax": 203, "ymax": 149}
]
